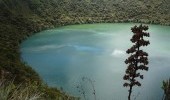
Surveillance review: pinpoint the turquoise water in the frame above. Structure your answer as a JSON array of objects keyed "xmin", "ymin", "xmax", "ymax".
[{"xmin": 21, "ymin": 23, "xmax": 170, "ymax": 100}]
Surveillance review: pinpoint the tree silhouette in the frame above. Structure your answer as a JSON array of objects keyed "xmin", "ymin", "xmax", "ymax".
[
  {"xmin": 123, "ymin": 24, "xmax": 150, "ymax": 100},
  {"xmin": 162, "ymin": 79, "xmax": 170, "ymax": 100}
]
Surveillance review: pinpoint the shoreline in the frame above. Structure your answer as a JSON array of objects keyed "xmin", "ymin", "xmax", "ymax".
[
  {"xmin": 1, "ymin": 15, "xmax": 170, "ymax": 99},
  {"xmin": 20, "ymin": 23, "xmax": 170, "ymax": 99}
]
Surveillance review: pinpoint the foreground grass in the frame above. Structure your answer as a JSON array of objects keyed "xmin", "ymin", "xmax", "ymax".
[
  {"xmin": 0, "ymin": 79, "xmax": 42, "ymax": 100},
  {"xmin": 0, "ymin": 79, "xmax": 79, "ymax": 100}
]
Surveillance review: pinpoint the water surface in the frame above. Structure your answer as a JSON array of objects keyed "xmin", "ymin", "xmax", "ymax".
[{"xmin": 21, "ymin": 23, "xmax": 170, "ymax": 100}]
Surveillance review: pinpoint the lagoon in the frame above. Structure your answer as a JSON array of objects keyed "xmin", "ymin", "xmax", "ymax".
[{"xmin": 21, "ymin": 23, "xmax": 170, "ymax": 100}]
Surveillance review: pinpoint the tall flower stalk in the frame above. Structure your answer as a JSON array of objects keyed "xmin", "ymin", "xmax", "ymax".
[{"xmin": 123, "ymin": 24, "xmax": 150, "ymax": 100}]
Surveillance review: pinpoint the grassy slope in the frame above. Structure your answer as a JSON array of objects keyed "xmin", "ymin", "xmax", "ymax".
[
  {"xmin": 0, "ymin": 0, "xmax": 169, "ymax": 99},
  {"xmin": 0, "ymin": 0, "xmax": 78, "ymax": 99}
]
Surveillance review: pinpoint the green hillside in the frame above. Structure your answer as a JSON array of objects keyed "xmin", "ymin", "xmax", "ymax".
[{"xmin": 0, "ymin": 0, "xmax": 169, "ymax": 99}]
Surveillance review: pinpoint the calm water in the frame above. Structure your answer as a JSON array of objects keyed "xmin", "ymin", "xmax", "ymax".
[{"xmin": 21, "ymin": 23, "xmax": 170, "ymax": 100}]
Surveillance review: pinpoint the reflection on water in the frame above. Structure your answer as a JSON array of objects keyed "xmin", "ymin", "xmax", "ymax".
[
  {"xmin": 21, "ymin": 23, "xmax": 170, "ymax": 100},
  {"xmin": 111, "ymin": 49, "xmax": 125, "ymax": 57}
]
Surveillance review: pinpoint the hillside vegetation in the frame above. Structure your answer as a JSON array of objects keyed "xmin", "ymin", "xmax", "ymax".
[{"xmin": 0, "ymin": 0, "xmax": 169, "ymax": 99}]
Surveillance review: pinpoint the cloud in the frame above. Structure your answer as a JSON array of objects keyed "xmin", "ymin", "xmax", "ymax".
[
  {"xmin": 111, "ymin": 49, "xmax": 125, "ymax": 57},
  {"xmin": 22, "ymin": 44, "xmax": 66, "ymax": 52}
]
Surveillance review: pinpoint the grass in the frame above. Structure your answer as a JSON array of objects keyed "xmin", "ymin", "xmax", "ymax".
[
  {"xmin": 0, "ymin": 78, "xmax": 79, "ymax": 100},
  {"xmin": 0, "ymin": 79, "xmax": 42, "ymax": 100}
]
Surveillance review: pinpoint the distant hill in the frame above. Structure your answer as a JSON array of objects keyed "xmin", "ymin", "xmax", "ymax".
[
  {"xmin": 1, "ymin": 0, "xmax": 170, "ymax": 26},
  {"xmin": 0, "ymin": 0, "xmax": 169, "ymax": 99}
]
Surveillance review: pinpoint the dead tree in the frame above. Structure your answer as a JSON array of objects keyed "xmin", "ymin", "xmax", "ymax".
[{"xmin": 123, "ymin": 24, "xmax": 150, "ymax": 100}]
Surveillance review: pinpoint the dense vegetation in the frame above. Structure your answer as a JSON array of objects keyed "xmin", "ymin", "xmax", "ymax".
[{"xmin": 0, "ymin": 0, "xmax": 169, "ymax": 99}]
